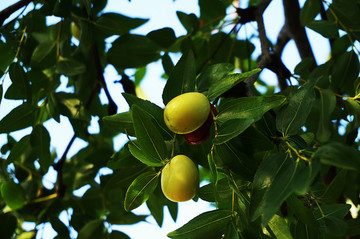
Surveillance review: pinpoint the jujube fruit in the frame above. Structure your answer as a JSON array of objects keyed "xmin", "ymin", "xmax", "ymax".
[
  {"xmin": 164, "ymin": 92, "xmax": 210, "ymax": 134},
  {"xmin": 161, "ymin": 155, "xmax": 199, "ymax": 202},
  {"xmin": 71, "ymin": 22, "xmax": 81, "ymax": 40}
]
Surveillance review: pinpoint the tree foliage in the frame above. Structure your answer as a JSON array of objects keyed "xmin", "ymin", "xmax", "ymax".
[{"xmin": 0, "ymin": 0, "xmax": 360, "ymax": 238}]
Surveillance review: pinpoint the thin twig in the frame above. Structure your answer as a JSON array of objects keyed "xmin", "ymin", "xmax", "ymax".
[{"xmin": 0, "ymin": 0, "xmax": 33, "ymax": 27}]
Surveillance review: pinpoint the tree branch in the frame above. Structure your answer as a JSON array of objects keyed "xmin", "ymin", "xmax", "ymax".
[
  {"xmin": 0, "ymin": 0, "xmax": 33, "ymax": 27},
  {"xmin": 282, "ymin": 0, "xmax": 316, "ymax": 65}
]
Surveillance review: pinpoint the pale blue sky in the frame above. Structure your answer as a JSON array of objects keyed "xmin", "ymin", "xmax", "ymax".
[{"xmin": 0, "ymin": 0, "xmax": 335, "ymax": 238}]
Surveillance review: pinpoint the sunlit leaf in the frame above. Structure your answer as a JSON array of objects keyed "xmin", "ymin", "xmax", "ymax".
[
  {"xmin": 0, "ymin": 181, "xmax": 26, "ymax": 210},
  {"xmin": 217, "ymin": 95, "xmax": 286, "ymax": 124},
  {"xmin": 124, "ymin": 171, "xmax": 159, "ymax": 211},
  {"xmin": 131, "ymin": 105, "xmax": 167, "ymax": 164},
  {"xmin": 207, "ymin": 69, "xmax": 261, "ymax": 101}
]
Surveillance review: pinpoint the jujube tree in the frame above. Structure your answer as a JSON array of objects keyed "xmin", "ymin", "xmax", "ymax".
[{"xmin": 0, "ymin": 0, "xmax": 360, "ymax": 238}]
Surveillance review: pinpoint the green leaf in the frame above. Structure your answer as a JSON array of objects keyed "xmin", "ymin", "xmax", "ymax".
[
  {"xmin": 0, "ymin": 41, "xmax": 15, "ymax": 72},
  {"xmin": 344, "ymin": 98, "xmax": 360, "ymax": 131},
  {"xmin": 50, "ymin": 216, "xmax": 70, "ymax": 238},
  {"xmin": 314, "ymin": 204, "xmax": 351, "ymax": 236},
  {"xmin": 123, "ymin": 93, "xmax": 172, "ymax": 139},
  {"xmin": 207, "ymin": 69, "xmax": 261, "ymax": 101},
  {"xmin": 314, "ymin": 142, "xmax": 360, "ymax": 171},
  {"xmin": 30, "ymin": 124, "xmax": 52, "ymax": 171},
  {"xmin": 124, "ymin": 171, "xmax": 159, "ymax": 211},
  {"xmin": 110, "ymin": 230, "xmax": 131, "ymax": 239},
  {"xmin": 306, "ymin": 20, "xmax": 339, "ymax": 39},
  {"xmin": 214, "ymin": 140, "xmax": 256, "ymax": 181},
  {"xmin": 316, "ymin": 89, "xmax": 336, "ymax": 142},
  {"xmin": 250, "ymin": 153, "xmax": 318, "ymax": 225},
  {"xmin": 207, "ymin": 153, "xmax": 217, "ymax": 184},
  {"xmin": 147, "ymin": 27, "xmax": 177, "ymax": 48},
  {"xmin": 199, "ymin": 0, "xmax": 226, "ymax": 24},
  {"xmin": 96, "ymin": 13, "xmax": 148, "ymax": 36},
  {"xmin": 102, "ymin": 111, "xmax": 135, "ymax": 136},
  {"xmin": 300, "ymin": 0, "xmax": 321, "ymax": 26},
  {"xmin": 162, "ymin": 53, "xmax": 174, "ymax": 76},
  {"xmin": 128, "ymin": 143, "xmax": 164, "ymax": 167},
  {"xmin": 108, "ymin": 34, "xmax": 160, "ymax": 69},
  {"xmin": 1, "ymin": 181, "xmax": 26, "ymax": 210},
  {"xmin": 5, "ymin": 62, "xmax": 31, "ymax": 100},
  {"xmin": 197, "ymin": 63, "xmax": 234, "ymax": 92},
  {"xmin": 198, "ymin": 178, "xmax": 233, "ymax": 202},
  {"xmin": 267, "ymin": 214, "xmax": 293, "ymax": 239},
  {"xmin": 77, "ymin": 219, "xmax": 105, "ymax": 239},
  {"xmin": 0, "ymin": 213, "xmax": 17, "ymax": 239},
  {"xmin": 0, "ymin": 103, "xmax": 35, "ymax": 133},
  {"xmin": 167, "ymin": 210, "xmax": 232, "ymax": 239},
  {"xmin": 56, "ymin": 57, "xmax": 86, "ymax": 76},
  {"xmin": 176, "ymin": 11, "xmax": 199, "ymax": 33},
  {"xmin": 162, "ymin": 51, "xmax": 196, "ymax": 105},
  {"xmin": 131, "ymin": 105, "xmax": 167, "ymax": 164},
  {"xmin": 31, "ymin": 42, "xmax": 57, "ymax": 69},
  {"xmin": 331, "ymin": 50, "xmax": 359, "ymax": 95},
  {"xmin": 321, "ymin": 169, "xmax": 347, "ymax": 203},
  {"xmin": 276, "ymin": 79, "xmax": 317, "ymax": 136},
  {"xmin": 217, "ymin": 95, "xmax": 286, "ymax": 124},
  {"xmin": 6, "ymin": 135, "xmax": 31, "ymax": 164},
  {"xmin": 214, "ymin": 118, "xmax": 254, "ymax": 144}
]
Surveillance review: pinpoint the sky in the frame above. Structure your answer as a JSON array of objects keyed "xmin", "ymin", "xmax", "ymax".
[{"xmin": 0, "ymin": 0, "xmax": 336, "ymax": 238}]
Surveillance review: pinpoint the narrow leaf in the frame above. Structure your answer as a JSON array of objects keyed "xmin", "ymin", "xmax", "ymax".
[
  {"xmin": 30, "ymin": 124, "xmax": 52, "ymax": 171},
  {"xmin": 0, "ymin": 103, "xmax": 34, "ymax": 133},
  {"xmin": 214, "ymin": 118, "xmax": 254, "ymax": 144},
  {"xmin": 314, "ymin": 142, "xmax": 360, "ymax": 171},
  {"xmin": 162, "ymin": 51, "xmax": 196, "ymax": 105},
  {"xmin": 167, "ymin": 210, "xmax": 232, "ymax": 239},
  {"xmin": 77, "ymin": 219, "xmax": 104, "ymax": 239},
  {"xmin": 128, "ymin": 143, "xmax": 164, "ymax": 167},
  {"xmin": 217, "ymin": 95, "xmax": 286, "ymax": 124},
  {"xmin": 207, "ymin": 68, "xmax": 261, "ymax": 101},
  {"xmin": 124, "ymin": 171, "xmax": 159, "ymax": 211},
  {"xmin": 131, "ymin": 105, "xmax": 167, "ymax": 164},
  {"xmin": 316, "ymin": 89, "xmax": 336, "ymax": 142},
  {"xmin": 276, "ymin": 79, "xmax": 317, "ymax": 136},
  {"xmin": 102, "ymin": 111, "xmax": 135, "ymax": 136}
]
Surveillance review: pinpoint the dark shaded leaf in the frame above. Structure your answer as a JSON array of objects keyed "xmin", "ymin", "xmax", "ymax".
[
  {"xmin": 147, "ymin": 27, "xmax": 177, "ymax": 48},
  {"xmin": 276, "ymin": 79, "xmax": 317, "ymax": 136},
  {"xmin": 306, "ymin": 20, "xmax": 339, "ymax": 39},
  {"xmin": 0, "ymin": 103, "xmax": 35, "ymax": 133},
  {"xmin": 30, "ymin": 124, "xmax": 52, "ymax": 171},
  {"xmin": 0, "ymin": 41, "xmax": 15, "ymax": 72},
  {"xmin": 162, "ymin": 51, "xmax": 196, "ymax": 105},
  {"xmin": 108, "ymin": 34, "xmax": 160, "ymax": 69},
  {"xmin": 56, "ymin": 57, "xmax": 86, "ymax": 76},
  {"xmin": 96, "ymin": 13, "xmax": 148, "ymax": 36},
  {"xmin": 316, "ymin": 89, "xmax": 336, "ymax": 142},
  {"xmin": 0, "ymin": 213, "xmax": 17, "ymax": 239},
  {"xmin": 102, "ymin": 111, "xmax": 135, "ymax": 136},
  {"xmin": 300, "ymin": 0, "xmax": 321, "ymax": 26},
  {"xmin": 6, "ymin": 135, "xmax": 31, "ymax": 164},
  {"xmin": 314, "ymin": 142, "xmax": 360, "ymax": 171},
  {"xmin": 77, "ymin": 219, "xmax": 105, "ymax": 239},
  {"xmin": 167, "ymin": 210, "xmax": 232, "ymax": 239}
]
